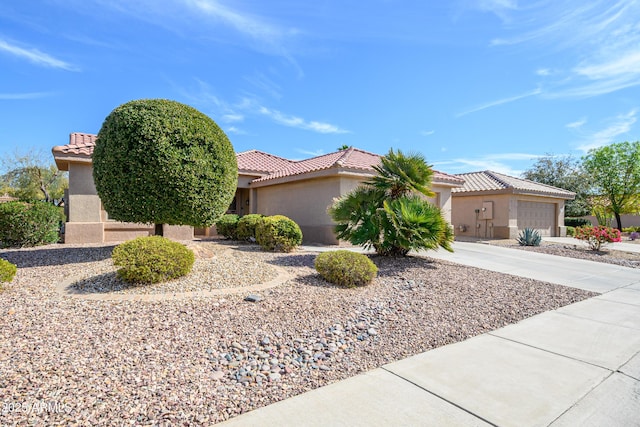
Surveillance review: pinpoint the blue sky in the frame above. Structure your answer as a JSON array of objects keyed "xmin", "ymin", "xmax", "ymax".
[{"xmin": 1, "ymin": 0, "xmax": 640, "ymax": 176}]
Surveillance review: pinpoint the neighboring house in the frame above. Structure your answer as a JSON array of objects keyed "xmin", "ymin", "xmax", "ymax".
[
  {"xmin": 451, "ymin": 170, "xmax": 575, "ymax": 238},
  {"xmin": 52, "ymin": 133, "xmax": 464, "ymax": 244}
]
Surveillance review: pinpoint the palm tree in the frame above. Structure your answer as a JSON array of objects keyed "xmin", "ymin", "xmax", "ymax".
[{"xmin": 330, "ymin": 149, "xmax": 453, "ymax": 256}]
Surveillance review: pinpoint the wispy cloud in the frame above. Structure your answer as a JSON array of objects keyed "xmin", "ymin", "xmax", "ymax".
[
  {"xmin": 226, "ymin": 126, "xmax": 247, "ymax": 135},
  {"xmin": 296, "ymin": 148, "xmax": 325, "ymax": 157},
  {"xmin": 258, "ymin": 106, "xmax": 349, "ymax": 134},
  {"xmin": 433, "ymin": 152, "xmax": 542, "ymax": 176},
  {"xmin": 0, "ymin": 39, "xmax": 78, "ymax": 71},
  {"xmin": 479, "ymin": 0, "xmax": 640, "ymax": 98},
  {"xmin": 420, "ymin": 130, "xmax": 435, "ymax": 136},
  {"xmin": 0, "ymin": 92, "xmax": 55, "ymax": 100},
  {"xmin": 566, "ymin": 118, "xmax": 587, "ymax": 129},
  {"xmin": 576, "ymin": 109, "xmax": 637, "ymax": 152},
  {"xmin": 456, "ymin": 88, "xmax": 541, "ymax": 117}
]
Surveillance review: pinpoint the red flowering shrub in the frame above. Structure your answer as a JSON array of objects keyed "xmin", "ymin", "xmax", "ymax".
[{"xmin": 574, "ymin": 225, "xmax": 621, "ymax": 251}]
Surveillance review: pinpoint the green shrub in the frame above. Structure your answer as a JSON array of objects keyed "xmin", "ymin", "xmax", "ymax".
[
  {"xmin": 315, "ymin": 250, "xmax": 377, "ymax": 288},
  {"xmin": 517, "ymin": 228, "xmax": 542, "ymax": 246},
  {"xmin": 112, "ymin": 236, "xmax": 195, "ymax": 284},
  {"xmin": 565, "ymin": 217, "xmax": 592, "ymax": 228},
  {"xmin": 0, "ymin": 258, "xmax": 17, "ymax": 285},
  {"xmin": 622, "ymin": 226, "xmax": 640, "ymax": 233},
  {"xmin": 236, "ymin": 214, "xmax": 264, "ymax": 241},
  {"xmin": 566, "ymin": 226, "xmax": 575, "ymax": 237},
  {"xmin": 0, "ymin": 201, "xmax": 64, "ymax": 247},
  {"xmin": 215, "ymin": 214, "xmax": 240, "ymax": 239},
  {"xmin": 255, "ymin": 215, "xmax": 303, "ymax": 252}
]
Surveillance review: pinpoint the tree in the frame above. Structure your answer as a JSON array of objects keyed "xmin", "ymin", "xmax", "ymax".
[
  {"xmin": 522, "ymin": 154, "xmax": 591, "ymax": 217},
  {"xmin": 582, "ymin": 141, "xmax": 640, "ymax": 231},
  {"xmin": 337, "ymin": 144, "xmax": 350, "ymax": 151},
  {"xmin": 92, "ymin": 99, "xmax": 238, "ymax": 236},
  {"xmin": 330, "ymin": 149, "xmax": 453, "ymax": 256},
  {"xmin": 0, "ymin": 150, "xmax": 67, "ymax": 204}
]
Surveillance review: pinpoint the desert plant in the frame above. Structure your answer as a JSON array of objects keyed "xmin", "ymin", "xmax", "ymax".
[
  {"xmin": 112, "ymin": 236, "xmax": 195, "ymax": 284},
  {"xmin": 0, "ymin": 258, "xmax": 17, "ymax": 285},
  {"xmin": 315, "ymin": 250, "xmax": 377, "ymax": 288},
  {"xmin": 330, "ymin": 149, "xmax": 453, "ymax": 256},
  {"xmin": 215, "ymin": 214, "xmax": 240, "ymax": 239},
  {"xmin": 92, "ymin": 99, "xmax": 237, "ymax": 236},
  {"xmin": 566, "ymin": 226, "xmax": 575, "ymax": 237},
  {"xmin": 517, "ymin": 228, "xmax": 542, "ymax": 246},
  {"xmin": 236, "ymin": 214, "xmax": 264, "ymax": 241},
  {"xmin": 255, "ymin": 215, "xmax": 303, "ymax": 252},
  {"xmin": 574, "ymin": 225, "xmax": 621, "ymax": 251},
  {"xmin": 0, "ymin": 201, "xmax": 64, "ymax": 247}
]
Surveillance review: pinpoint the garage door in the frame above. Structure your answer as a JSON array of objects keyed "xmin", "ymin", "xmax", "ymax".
[{"xmin": 517, "ymin": 201, "xmax": 556, "ymax": 236}]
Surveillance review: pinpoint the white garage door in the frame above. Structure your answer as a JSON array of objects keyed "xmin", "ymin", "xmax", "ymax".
[{"xmin": 517, "ymin": 201, "xmax": 556, "ymax": 236}]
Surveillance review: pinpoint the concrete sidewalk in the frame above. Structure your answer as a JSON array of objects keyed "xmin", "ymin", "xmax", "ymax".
[{"xmin": 220, "ymin": 242, "xmax": 640, "ymax": 427}]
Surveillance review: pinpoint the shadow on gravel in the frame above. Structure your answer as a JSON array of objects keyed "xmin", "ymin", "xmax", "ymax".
[
  {"xmin": 0, "ymin": 245, "xmax": 116, "ymax": 268},
  {"xmin": 65, "ymin": 271, "xmax": 144, "ymax": 295},
  {"xmin": 265, "ymin": 253, "xmax": 316, "ymax": 268}
]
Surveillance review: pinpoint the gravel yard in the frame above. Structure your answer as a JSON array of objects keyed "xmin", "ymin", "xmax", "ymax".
[{"xmin": 1, "ymin": 240, "xmax": 596, "ymax": 425}]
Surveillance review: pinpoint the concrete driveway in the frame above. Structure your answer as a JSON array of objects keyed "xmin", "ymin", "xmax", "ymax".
[{"xmin": 221, "ymin": 242, "xmax": 640, "ymax": 427}]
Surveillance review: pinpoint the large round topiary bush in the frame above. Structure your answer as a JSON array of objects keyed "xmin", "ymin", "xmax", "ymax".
[
  {"xmin": 315, "ymin": 250, "xmax": 377, "ymax": 288},
  {"xmin": 0, "ymin": 201, "xmax": 64, "ymax": 247},
  {"xmin": 112, "ymin": 236, "xmax": 195, "ymax": 284},
  {"xmin": 236, "ymin": 214, "xmax": 264, "ymax": 241},
  {"xmin": 255, "ymin": 215, "xmax": 302, "ymax": 252},
  {"xmin": 93, "ymin": 99, "xmax": 238, "ymax": 231}
]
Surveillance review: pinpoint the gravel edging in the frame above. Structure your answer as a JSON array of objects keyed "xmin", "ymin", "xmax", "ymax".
[{"xmin": 0, "ymin": 242, "xmax": 596, "ymax": 425}]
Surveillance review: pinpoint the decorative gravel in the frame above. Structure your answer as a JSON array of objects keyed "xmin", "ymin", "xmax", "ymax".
[
  {"xmin": 0, "ymin": 241, "xmax": 595, "ymax": 425},
  {"xmin": 490, "ymin": 240, "xmax": 640, "ymax": 269}
]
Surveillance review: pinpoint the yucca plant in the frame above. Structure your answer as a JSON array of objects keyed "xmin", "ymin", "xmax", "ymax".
[{"xmin": 517, "ymin": 228, "xmax": 542, "ymax": 246}]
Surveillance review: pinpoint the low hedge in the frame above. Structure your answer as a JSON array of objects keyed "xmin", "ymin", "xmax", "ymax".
[
  {"xmin": 0, "ymin": 201, "xmax": 64, "ymax": 247},
  {"xmin": 255, "ymin": 215, "xmax": 302, "ymax": 252},
  {"xmin": 315, "ymin": 250, "xmax": 377, "ymax": 288}
]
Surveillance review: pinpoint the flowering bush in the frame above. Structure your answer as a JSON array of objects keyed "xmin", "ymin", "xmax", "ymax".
[
  {"xmin": 630, "ymin": 231, "xmax": 640, "ymax": 241},
  {"xmin": 574, "ymin": 225, "xmax": 621, "ymax": 251}
]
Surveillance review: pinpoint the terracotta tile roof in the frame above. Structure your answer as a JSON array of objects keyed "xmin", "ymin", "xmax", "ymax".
[
  {"xmin": 52, "ymin": 133, "xmax": 96, "ymax": 158},
  {"xmin": 52, "ymin": 133, "xmax": 463, "ymax": 187},
  {"xmin": 236, "ymin": 150, "xmax": 295, "ymax": 173},
  {"xmin": 452, "ymin": 170, "xmax": 575, "ymax": 199},
  {"xmin": 252, "ymin": 147, "xmax": 381, "ymax": 182}
]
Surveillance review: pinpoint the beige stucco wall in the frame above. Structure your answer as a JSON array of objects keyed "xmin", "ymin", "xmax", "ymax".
[
  {"xmin": 452, "ymin": 193, "xmax": 567, "ymax": 239},
  {"xmin": 254, "ymin": 176, "xmax": 344, "ymax": 244}
]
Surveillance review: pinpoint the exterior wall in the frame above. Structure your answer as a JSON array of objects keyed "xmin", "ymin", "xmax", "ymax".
[
  {"xmin": 255, "ymin": 176, "xmax": 344, "ymax": 244},
  {"xmin": 452, "ymin": 193, "xmax": 567, "ymax": 239},
  {"xmin": 583, "ymin": 214, "xmax": 640, "ymax": 228},
  {"xmin": 451, "ymin": 194, "xmax": 514, "ymax": 239}
]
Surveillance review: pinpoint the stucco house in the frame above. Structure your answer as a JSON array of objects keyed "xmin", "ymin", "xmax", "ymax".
[
  {"xmin": 451, "ymin": 170, "xmax": 575, "ymax": 238},
  {"xmin": 52, "ymin": 133, "xmax": 464, "ymax": 244}
]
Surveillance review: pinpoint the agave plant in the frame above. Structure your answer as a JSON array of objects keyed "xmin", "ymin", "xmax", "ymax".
[{"xmin": 517, "ymin": 228, "xmax": 542, "ymax": 246}]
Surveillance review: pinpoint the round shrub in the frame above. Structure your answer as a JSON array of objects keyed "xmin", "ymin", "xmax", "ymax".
[
  {"xmin": 255, "ymin": 215, "xmax": 303, "ymax": 252},
  {"xmin": 112, "ymin": 236, "xmax": 195, "ymax": 284},
  {"xmin": 215, "ymin": 214, "xmax": 240, "ymax": 239},
  {"xmin": 0, "ymin": 201, "xmax": 64, "ymax": 247},
  {"xmin": 315, "ymin": 250, "xmax": 378, "ymax": 288},
  {"xmin": 0, "ymin": 258, "xmax": 17, "ymax": 285},
  {"xmin": 93, "ymin": 99, "xmax": 237, "ymax": 228},
  {"xmin": 236, "ymin": 214, "xmax": 264, "ymax": 241},
  {"xmin": 566, "ymin": 226, "xmax": 575, "ymax": 237}
]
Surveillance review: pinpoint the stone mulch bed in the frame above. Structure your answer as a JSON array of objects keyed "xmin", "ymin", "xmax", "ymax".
[{"xmin": 0, "ymin": 241, "xmax": 595, "ymax": 425}]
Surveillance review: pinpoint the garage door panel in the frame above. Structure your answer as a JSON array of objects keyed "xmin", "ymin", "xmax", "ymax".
[{"xmin": 517, "ymin": 201, "xmax": 555, "ymax": 236}]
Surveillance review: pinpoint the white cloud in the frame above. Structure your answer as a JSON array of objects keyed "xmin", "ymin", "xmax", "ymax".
[
  {"xmin": 456, "ymin": 88, "xmax": 541, "ymax": 117},
  {"xmin": 566, "ymin": 118, "xmax": 587, "ymax": 129},
  {"xmin": 222, "ymin": 113, "xmax": 244, "ymax": 123},
  {"xmin": 576, "ymin": 109, "xmax": 637, "ymax": 152},
  {"xmin": 296, "ymin": 148, "xmax": 325, "ymax": 157},
  {"xmin": 226, "ymin": 126, "xmax": 247, "ymax": 135},
  {"xmin": 420, "ymin": 130, "xmax": 435, "ymax": 136},
  {"xmin": 257, "ymin": 106, "xmax": 349, "ymax": 134},
  {"xmin": 0, "ymin": 92, "xmax": 55, "ymax": 100},
  {"xmin": 536, "ymin": 68, "xmax": 551, "ymax": 76},
  {"xmin": 434, "ymin": 152, "xmax": 542, "ymax": 176},
  {"xmin": 0, "ymin": 39, "xmax": 78, "ymax": 71}
]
